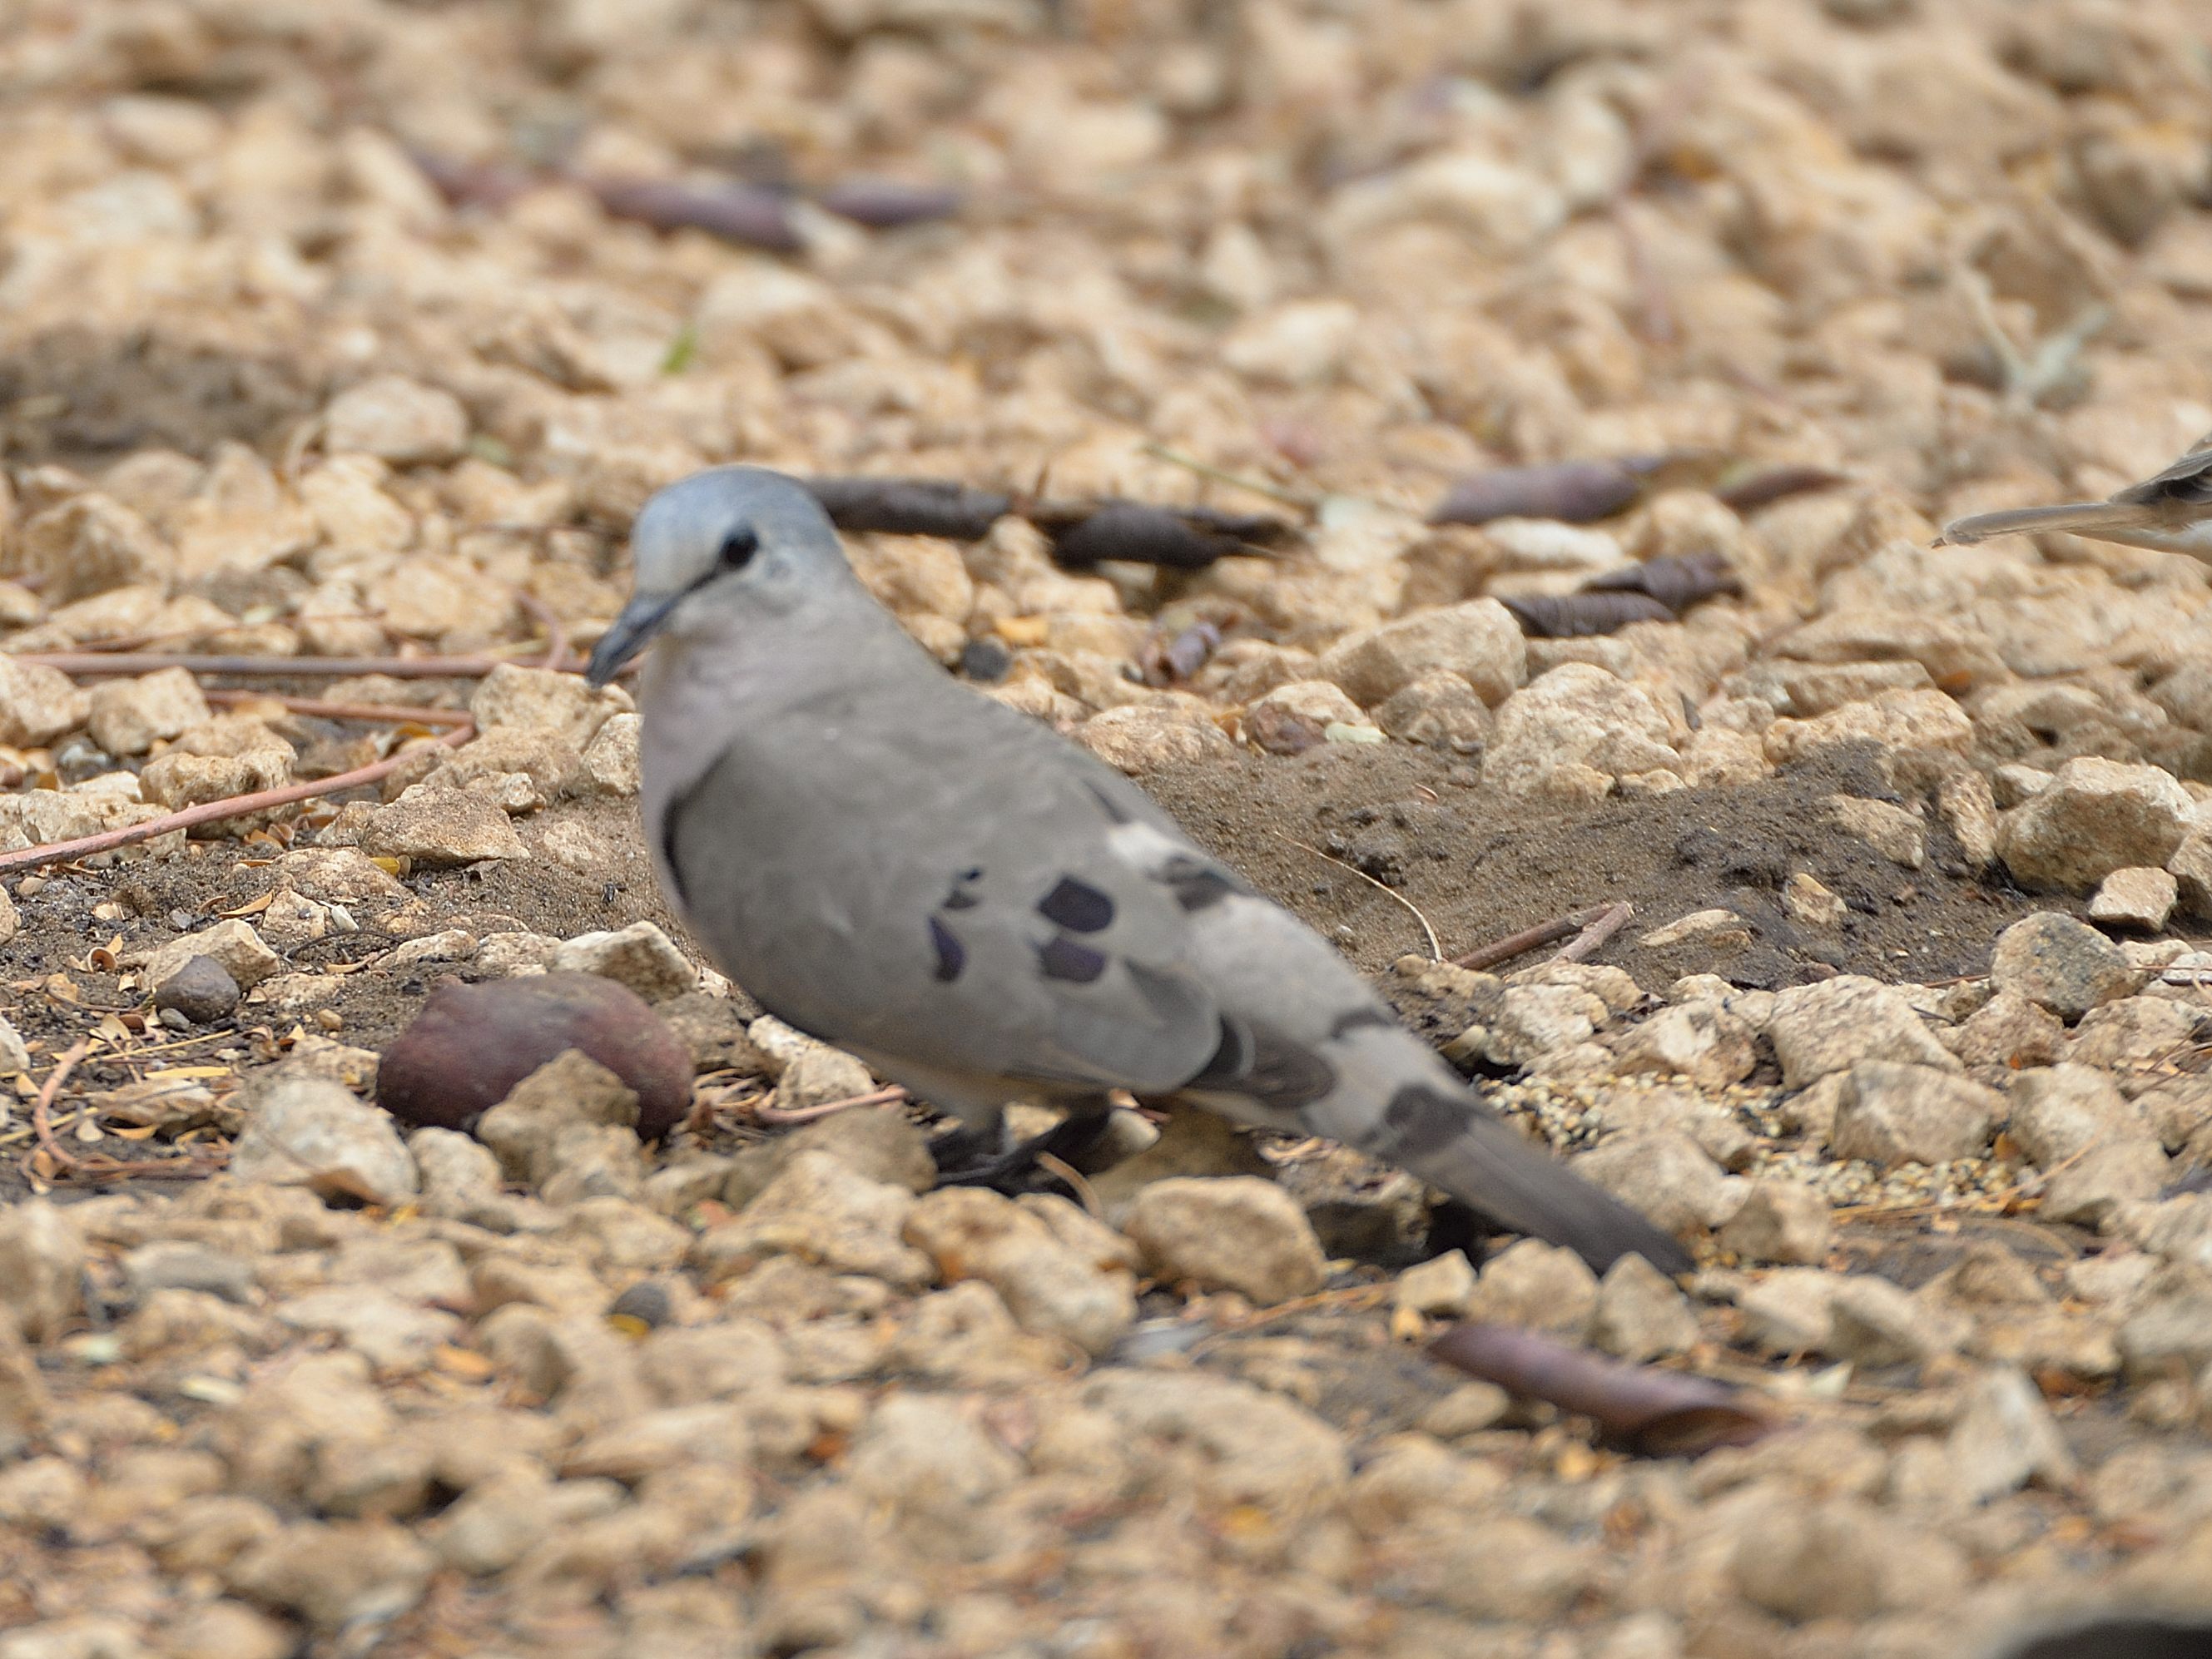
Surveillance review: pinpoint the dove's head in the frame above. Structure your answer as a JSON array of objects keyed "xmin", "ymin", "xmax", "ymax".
[{"xmin": 586, "ymin": 467, "xmax": 857, "ymax": 686}]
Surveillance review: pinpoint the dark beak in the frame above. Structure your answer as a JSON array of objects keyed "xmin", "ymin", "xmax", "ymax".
[{"xmin": 584, "ymin": 594, "xmax": 681, "ymax": 687}]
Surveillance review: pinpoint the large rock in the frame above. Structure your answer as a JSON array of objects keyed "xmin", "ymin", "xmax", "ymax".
[
  {"xmin": 2007, "ymin": 1063, "xmax": 2155, "ymax": 1167},
  {"xmin": 14, "ymin": 493, "xmax": 171, "ymax": 602},
  {"xmin": 322, "ymin": 375, "xmax": 469, "ymax": 466},
  {"xmin": 903, "ymin": 1186, "xmax": 1137, "ymax": 1354},
  {"xmin": 229, "ymin": 1069, "xmax": 419, "ymax": 1206},
  {"xmin": 2115, "ymin": 1263, "xmax": 2212, "ymax": 1379},
  {"xmin": 1466, "ymin": 1238, "xmax": 1599, "ymax": 1337},
  {"xmin": 1947, "ymin": 988, "xmax": 2067, "ymax": 1069},
  {"xmin": 0, "ymin": 656, "xmax": 90, "ymax": 747},
  {"xmin": 469, "ymin": 662, "xmax": 630, "ymax": 749},
  {"xmin": 474, "ymin": 1049, "xmax": 646, "ymax": 1205},
  {"xmin": 1717, "ymin": 1180, "xmax": 1833, "ymax": 1265},
  {"xmin": 0, "ymin": 1201, "xmax": 86, "ymax": 1343},
  {"xmin": 145, "ymin": 919, "xmax": 280, "ymax": 995},
  {"xmin": 1762, "ymin": 688, "xmax": 1973, "ymax": 786},
  {"xmin": 1074, "ymin": 704, "xmax": 1235, "ymax": 773},
  {"xmin": 1317, "ymin": 599, "xmax": 1526, "ymax": 707},
  {"xmin": 2090, "ymin": 866, "xmax": 2179, "ymax": 931},
  {"xmin": 1830, "ymin": 1062, "xmax": 2001, "ymax": 1166},
  {"xmin": 573, "ymin": 713, "xmax": 641, "ymax": 797},
  {"xmin": 1990, "ymin": 911, "xmax": 2139, "ymax": 1021},
  {"xmin": 2042, "ymin": 1138, "xmax": 2169, "ymax": 1226},
  {"xmin": 1484, "ymin": 664, "xmax": 1681, "ymax": 799},
  {"xmin": 1609, "ymin": 1001, "xmax": 1758, "ymax": 1087},
  {"xmin": 87, "ymin": 666, "xmax": 210, "ymax": 755},
  {"xmin": 1571, "ymin": 1131, "xmax": 1741, "ymax": 1236},
  {"xmin": 1768, "ymin": 975, "xmax": 1961, "ymax": 1087},
  {"xmin": 1120, "ymin": 1176, "xmax": 1327, "ymax": 1305},
  {"xmin": 226, "ymin": 1518, "xmax": 437, "ymax": 1632},
  {"xmin": 550, "ymin": 921, "xmax": 697, "ymax": 1002},
  {"xmin": 1729, "ymin": 1494, "xmax": 1966, "ymax": 1622},
  {"xmin": 1590, "ymin": 1252, "xmax": 1698, "ymax": 1360},
  {"xmin": 2000, "ymin": 757, "xmax": 2195, "ymax": 892},
  {"xmin": 697, "ymin": 1149, "xmax": 932, "ymax": 1290},
  {"xmin": 359, "ymin": 785, "xmax": 530, "ymax": 865}
]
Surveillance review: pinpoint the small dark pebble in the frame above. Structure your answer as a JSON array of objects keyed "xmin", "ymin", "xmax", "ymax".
[
  {"xmin": 152, "ymin": 955, "xmax": 241, "ymax": 1024},
  {"xmin": 608, "ymin": 1280, "xmax": 675, "ymax": 1330},
  {"xmin": 960, "ymin": 637, "xmax": 1014, "ymax": 683},
  {"xmin": 377, "ymin": 972, "xmax": 693, "ymax": 1139}
]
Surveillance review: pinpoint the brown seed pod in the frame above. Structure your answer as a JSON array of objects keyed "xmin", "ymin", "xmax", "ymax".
[
  {"xmin": 804, "ymin": 476, "xmax": 1014, "ymax": 540},
  {"xmin": 1430, "ymin": 459, "xmax": 1650, "ymax": 526},
  {"xmin": 377, "ymin": 973, "xmax": 693, "ymax": 1140},
  {"xmin": 816, "ymin": 178, "xmax": 962, "ymax": 228},
  {"xmin": 1037, "ymin": 500, "xmax": 1292, "ymax": 569},
  {"xmin": 1497, "ymin": 591, "xmax": 1677, "ymax": 637},
  {"xmin": 1582, "ymin": 550, "xmax": 1743, "ymax": 609}
]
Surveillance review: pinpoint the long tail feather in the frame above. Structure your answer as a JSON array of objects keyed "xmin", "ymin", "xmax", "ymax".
[
  {"xmin": 1361, "ymin": 1085, "xmax": 1694, "ymax": 1276},
  {"xmin": 1935, "ymin": 500, "xmax": 2155, "ymax": 547}
]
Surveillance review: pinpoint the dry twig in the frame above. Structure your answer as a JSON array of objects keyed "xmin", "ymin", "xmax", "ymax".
[
  {"xmin": 1454, "ymin": 905, "xmax": 1609, "ymax": 971},
  {"xmin": 201, "ymin": 691, "xmax": 474, "ymax": 727},
  {"xmin": 1272, "ymin": 834, "xmax": 1441, "ymax": 962},
  {"xmin": 27, "ymin": 1039, "xmax": 91, "ymax": 1176},
  {"xmin": 1554, "ymin": 901, "xmax": 1634, "ymax": 964},
  {"xmin": 749, "ymin": 1083, "xmax": 910, "ymax": 1126},
  {"xmin": 16, "ymin": 652, "xmax": 523, "ymax": 680},
  {"xmin": 0, "ymin": 725, "xmax": 473, "ymax": 879}
]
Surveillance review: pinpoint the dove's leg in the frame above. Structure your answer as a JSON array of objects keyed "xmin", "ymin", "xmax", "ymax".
[{"xmin": 932, "ymin": 1097, "xmax": 1116, "ymax": 1191}]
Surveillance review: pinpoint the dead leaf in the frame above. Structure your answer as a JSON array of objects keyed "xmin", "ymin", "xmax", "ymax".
[
  {"xmin": 1430, "ymin": 458, "xmax": 1653, "ymax": 526},
  {"xmin": 1499, "ymin": 591, "xmax": 1676, "ymax": 637},
  {"xmin": 1583, "ymin": 550, "xmax": 1743, "ymax": 610},
  {"xmin": 1429, "ymin": 1322, "xmax": 1773, "ymax": 1457}
]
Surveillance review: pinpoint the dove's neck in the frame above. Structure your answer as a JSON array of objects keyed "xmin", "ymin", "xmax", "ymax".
[{"xmin": 637, "ymin": 586, "xmax": 940, "ymax": 818}]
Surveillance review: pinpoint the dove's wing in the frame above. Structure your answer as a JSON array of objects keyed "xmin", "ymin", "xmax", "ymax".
[
  {"xmin": 2110, "ymin": 429, "xmax": 2212, "ymax": 508},
  {"xmin": 657, "ymin": 676, "xmax": 1234, "ymax": 1099}
]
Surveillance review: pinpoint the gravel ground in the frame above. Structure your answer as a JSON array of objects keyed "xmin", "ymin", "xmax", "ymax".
[{"xmin": 7, "ymin": 1, "xmax": 2212, "ymax": 1656}]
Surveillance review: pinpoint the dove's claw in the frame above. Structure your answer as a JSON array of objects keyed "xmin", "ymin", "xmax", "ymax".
[{"xmin": 930, "ymin": 1104, "xmax": 1114, "ymax": 1194}]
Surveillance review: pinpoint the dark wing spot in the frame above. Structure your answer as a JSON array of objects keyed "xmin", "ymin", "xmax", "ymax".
[
  {"xmin": 1036, "ymin": 935, "xmax": 1108, "ymax": 983},
  {"xmin": 928, "ymin": 917, "xmax": 966, "ymax": 982},
  {"xmin": 1038, "ymin": 875, "xmax": 1115, "ymax": 933},
  {"xmin": 1330, "ymin": 1007, "xmax": 1397, "ymax": 1040},
  {"xmin": 1382, "ymin": 1084, "xmax": 1472, "ymax": 1156},
  {"xmin": 1161, "ymin": 855, "xmax": 1239, "ymax": 913},
  {"xmin": 942, "ymin": 890, "xmax": 979, "ymax": 911}
]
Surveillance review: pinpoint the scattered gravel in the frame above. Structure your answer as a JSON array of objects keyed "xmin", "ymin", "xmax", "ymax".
[{"xmin": 6, "ymin": 0, "xmax": 2212, "ymax": 1652}]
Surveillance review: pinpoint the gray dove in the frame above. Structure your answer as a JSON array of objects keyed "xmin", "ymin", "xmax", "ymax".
[
  {"xmin": 587, "ymin": 466, "xmax": 1689, "ymax": 1275},
  {"xmin": 1937, "ymin": 429, "xmax": 2212, "ymax": 560}
]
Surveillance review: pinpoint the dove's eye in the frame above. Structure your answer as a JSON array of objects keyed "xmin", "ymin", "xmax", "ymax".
[{"xmin": 717, "ymin": 527, "xmax": 760, "ymax": 571}]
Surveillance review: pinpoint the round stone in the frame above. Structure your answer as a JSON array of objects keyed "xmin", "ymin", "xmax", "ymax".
[{"xmin": 152, "ymin": 954, "xmax": 241, "ymax": 1024}]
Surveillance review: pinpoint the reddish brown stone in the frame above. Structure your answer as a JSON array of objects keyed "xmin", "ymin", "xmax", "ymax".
[{"xmin": 377, "ymin": 973, "xmax": 692, "ymax": 1140}]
